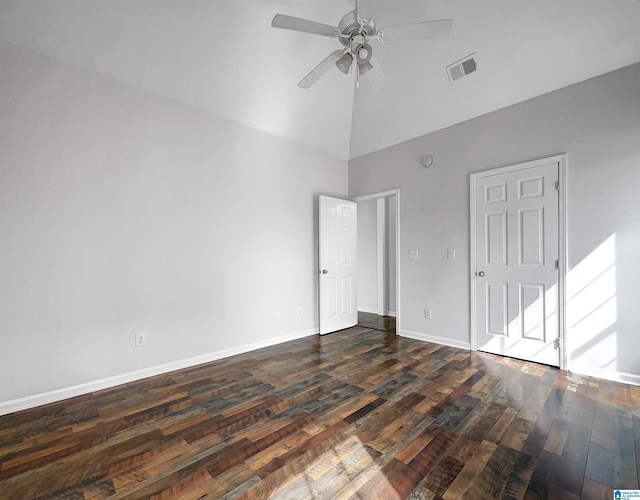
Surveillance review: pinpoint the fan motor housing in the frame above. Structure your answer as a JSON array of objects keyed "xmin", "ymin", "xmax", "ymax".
[{"xmin": 338, "ymin": 10, "xmax": 376, "ymax": 45}]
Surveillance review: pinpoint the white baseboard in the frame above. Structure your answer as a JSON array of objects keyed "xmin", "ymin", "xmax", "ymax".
[
  {"xmin": 0, "ymin": 327, "xmax": 319, "ymax": 417},
  {"xmin": 357, "ymin": 306, "xmax": 378, "ymax": 314},
  {"xmin": 398, "ymin": 329, "xmax": 471, "ymax": 350},
  {"xmin": 568, "ymin": 363, "xmax": 640, "ymax": 387},
  {"xmin": 357, "ymin": 307, "xmax": 396, "ymax": 318}
]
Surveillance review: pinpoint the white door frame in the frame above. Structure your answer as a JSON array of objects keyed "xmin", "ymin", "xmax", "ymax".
[
  {"xmin": 352, "ymin": 189, "xmax": 401, "ymax": 331},
  {"xmin": 469, "ymin": 155, "xmax": 568, "ymax": 369}
]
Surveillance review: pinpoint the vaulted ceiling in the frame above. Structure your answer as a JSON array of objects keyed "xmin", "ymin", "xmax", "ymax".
[{"xmin": 1, "ymin": 0, "xmax": 640, "ymax": 160}]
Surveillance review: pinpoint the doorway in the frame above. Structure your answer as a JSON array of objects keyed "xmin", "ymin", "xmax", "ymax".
[
  {"xmin": 353, "ymin": 190, "xmax": 400, "ymax": 335},
  {"xmin": 470, "ymin": 155, "xmax": 566, "ymax": 367}
]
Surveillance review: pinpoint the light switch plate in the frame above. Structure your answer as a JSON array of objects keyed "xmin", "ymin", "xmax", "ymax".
[{"xmin": 447, "ymin": 248, "xmax": 456, "ymax": 260}]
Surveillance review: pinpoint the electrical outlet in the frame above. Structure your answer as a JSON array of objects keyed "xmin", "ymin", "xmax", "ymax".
[
  {"xmin": 297, "ymin": 307, "xmax": 303, "ymax": 317},
  {"xmin": 135, "ymin": 333, "xmax": 146, "ymax": 347},
  {"xmin": 424, "ymin": 308, "xmax": 432, "ymax": 319},
  {"xmin": 274, "ymin": 309, "xmax": 280, "ymax": 320}
]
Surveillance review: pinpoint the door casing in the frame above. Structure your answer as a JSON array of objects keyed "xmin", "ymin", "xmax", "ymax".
[{"xmin": 470, "ymin": 154, "xmax": 567, "ymax": 369}]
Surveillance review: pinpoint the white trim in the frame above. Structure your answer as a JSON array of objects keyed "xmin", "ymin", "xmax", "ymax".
[
  {"xmin": 352, "ymin": 189, "xmax": 398, "ymax": 203},
  {"xmin": 470, "ymin": 154, "xmax": 567, "ymax": 179},
  {"xmin": 376, "ymin": 198, "xmax": 386, "ymax": 316},
  {"xmin": 569, "ymin": 364, "xmax": 640, "ymax": 387},
  {"xmin": 557, "ymin": 156, "xmax": 568, "ymax": 370},
  {"xmin": 469, "ymin": 173, "xmax": 478, "ymax": 351},
  {"xmin": 357, "ymin": 307, "xmax": 396, "ymax": 317},
  {"xmin": 399, "ymin": 329, "xmax": 471, "ymax": 350},
  {"xmin": 396, "ymin": 190, "xmax": 401, "ymax": 334},
  {"xmin": 357, "ymin": 306, "xmax": 378, "ymax": 314},
  {"xmin": 469, "ymin": 154, "xmax": 567, "ymax": 368},
  {"xmin": 0, "ymin": 328, "xmax": 318, "ymax": 417}
]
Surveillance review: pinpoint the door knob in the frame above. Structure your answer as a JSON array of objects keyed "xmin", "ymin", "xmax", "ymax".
[
  {"xmin": 477, "ymin": 271, "xmax": 485, "ymax": 277},
  {"xmin": 321, "ymin": 269, "xmax": 328, "ymax": 274}
]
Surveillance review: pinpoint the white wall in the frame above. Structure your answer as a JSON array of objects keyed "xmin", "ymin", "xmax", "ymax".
[
  {"xmin": 0, "ymin": 40, "xmax": 348, "ymax": 409},
  {"xmin": 356, "ymin": 199, "xmax": 377, "ymax": 313},
  {"xmin": 349, "ymin": 62, "xmax": 640, "ymax": 382}
]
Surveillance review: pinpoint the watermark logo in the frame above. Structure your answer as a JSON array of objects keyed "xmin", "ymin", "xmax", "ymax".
[{"xmin": 614, "ymin": 491, "xmax": 640, "ymax": 499}]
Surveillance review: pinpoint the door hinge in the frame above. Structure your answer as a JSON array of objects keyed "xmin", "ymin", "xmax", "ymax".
[
  {"xmin": 554, "ymin": 180, "xmax": 559, "ymax": 191},
  {"xmin": 555, "ymin": 259, "xmax": 559, "ymax": 270},
  {"xmin": 554, "ymin": 338, "xmax": 560, "ymax": 350}
]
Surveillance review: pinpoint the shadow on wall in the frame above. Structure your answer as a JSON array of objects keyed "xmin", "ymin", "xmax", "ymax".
[{"xmin": 567, "ymin": 234, "xmax": 618, "ymax": 373}]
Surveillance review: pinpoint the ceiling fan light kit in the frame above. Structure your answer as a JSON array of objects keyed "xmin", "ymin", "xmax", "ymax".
[
  {"xmin": 271, "ymin": 0, "xmax": 453, "ymax": 91},
  {"xmin": 358, "ymin": 61, "xmax": 374, "ymax": 76},
  {"xmin": 336, "ymin": 52, "xmax": 354, "ymax": 74}
]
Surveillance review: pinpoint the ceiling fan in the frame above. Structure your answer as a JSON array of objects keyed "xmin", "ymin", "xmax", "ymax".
[{"xmin": 271, "ymin": 0, "xmax": 452, "ymax": 91}]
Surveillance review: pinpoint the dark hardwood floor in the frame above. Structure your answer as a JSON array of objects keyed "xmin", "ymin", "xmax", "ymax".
[
  {"xmin": 358, "ymin": 311, "xmax": 396, "ymax": 334},
  {"xmin": 1, "ymin": 326, "xmax": 639, "ymax": 499}
]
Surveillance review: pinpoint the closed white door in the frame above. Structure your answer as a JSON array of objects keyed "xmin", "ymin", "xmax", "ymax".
[
  {"xmin": 472, "ymin": 159, "xmax": 561, "ymax": 366},
  {"xmin": 319, "ymin": 195, "xmax": 357, "ymax": 335}
]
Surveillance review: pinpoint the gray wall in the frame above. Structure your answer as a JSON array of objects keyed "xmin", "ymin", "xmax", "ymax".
[
  {"xmin": 0, "ymin": 41, "xmax": 348, "ymax": 408},
  {"xmin": 349, "ymin": 62, "xmax": 640, "ymax": 381}
]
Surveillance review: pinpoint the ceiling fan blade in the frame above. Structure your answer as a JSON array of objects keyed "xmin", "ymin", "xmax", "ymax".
[
  {"xmin": 356, "ymin": 0, "xmax": 376, "ymax": 20},
  {"xmin": 378, "ymin": 19, "xmax": 452, "ymax": 42},
  {"xmin": 298, "ymin": 51, "xmax": 344, "ymax": 89},
  {"xmin": 364, "ymin": 55, "xmax": 385, "ymax": 92},
  {"xmin": 271, "ymin": 14, "xmax": 338, "ymax": 37}
]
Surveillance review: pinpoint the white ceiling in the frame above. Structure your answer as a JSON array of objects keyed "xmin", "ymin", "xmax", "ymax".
[{"xmin": 1, "ymin": 0, "xmax": 640, "ymax": 160}]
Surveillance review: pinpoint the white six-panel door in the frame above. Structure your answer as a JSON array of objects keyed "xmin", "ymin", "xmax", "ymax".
[
  {"xmin": 319, "ymin": 195, "xmax": 357, "ymax": 335},
  {"xmin": 472, "ymin": 158, "xmax": 561, "ymax": 366}
]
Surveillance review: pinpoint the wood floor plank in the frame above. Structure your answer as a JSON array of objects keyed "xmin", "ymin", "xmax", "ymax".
[
  {"xmin": 305, "ymin": 444, "xmax": 374, "ymax": 499},
  {"xmin": 581, "ymin": 477, "xmax": 612, "ymax": 500},
  {"xmin": 500, "ymin": 416, "xmax": 535, "ymax": 452},
  {"xmin": 442, "ymin": 439, "xmax": 496, "ymax": 499},
  {"xmin": 616, "ymin": 413, "xmax": 639, "ymax": 489},
  {"xmin": 1, "ymin": 314, "xmax": 639, "ymax": 498},
  {"xmin": 543, "ymin": 418, "xmax": 571, "ymax": 455}
]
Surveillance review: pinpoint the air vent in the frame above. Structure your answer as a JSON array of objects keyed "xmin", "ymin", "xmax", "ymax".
[{"xmin": 446, "ymin": 54, "xmax": 477, "ymax": 83}]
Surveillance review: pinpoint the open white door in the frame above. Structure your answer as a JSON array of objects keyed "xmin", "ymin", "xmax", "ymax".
[
  {"xmin": 319, "ymin": 195, "xmax": 357, "ymax": 335},
  {"xmin": 471, "ymin": 157, "xmax": 563, "ymax": 367}
]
